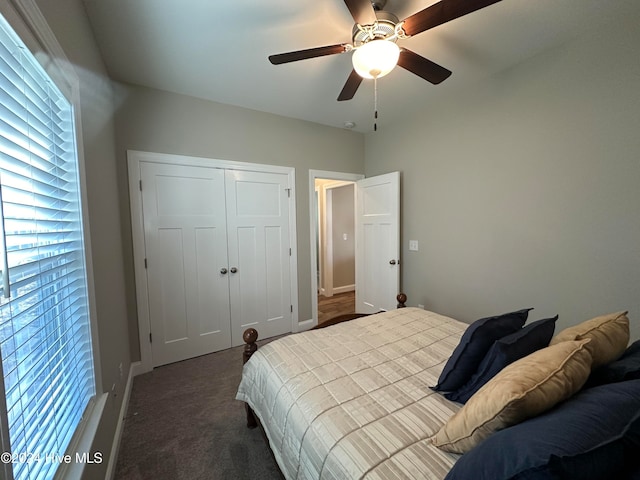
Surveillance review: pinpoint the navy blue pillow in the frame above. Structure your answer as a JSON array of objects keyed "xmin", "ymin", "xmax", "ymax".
[
  {"xmin": 444, "ymin": 379, "xmax": 640, "ymax": 480},
  {"xmin": 432, "ymin": 308, "xmax": 532, "ymax": 392},
  {"xmin": 585, "ymin": 339, "xmax": 640, "ymax": 388},
  {"xmin": 547, "ymin": 413, "xmax": 640, "ymax": 479},
  {"xmin": 445, "ymin": 316, "xmax": 557, "ymax": 403}
]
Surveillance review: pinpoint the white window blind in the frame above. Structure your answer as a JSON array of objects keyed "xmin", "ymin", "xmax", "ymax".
[{"xmin": 0, "ymin": 12, "xmax": 95, "ymax": 480}]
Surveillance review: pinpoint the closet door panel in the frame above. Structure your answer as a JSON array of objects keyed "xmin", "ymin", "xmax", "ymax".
[
  {"xmin": 226, "ymin": 170, "xmax": 292, "ymax": 346},
  {"xmin": 141, "ymin": 162, "xmax": 231, "ymax": 366}
]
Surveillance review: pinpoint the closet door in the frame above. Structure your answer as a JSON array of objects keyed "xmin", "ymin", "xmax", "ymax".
[
  {"xmin": 225, "ymin": 170, "xmax": 292, "ymax": 346},
  {"xmin": 141, "ymin": 162, "xmax": 231, "ymax": 366}
]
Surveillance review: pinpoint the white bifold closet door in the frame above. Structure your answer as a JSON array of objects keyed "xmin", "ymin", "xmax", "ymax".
[
  {"xmin": 141, "ymin": 162, "xmax": 291, "ymax": 367},
  {"xmin": 225, "ymin": 170, "xmax": 292, "ymax": 347}
]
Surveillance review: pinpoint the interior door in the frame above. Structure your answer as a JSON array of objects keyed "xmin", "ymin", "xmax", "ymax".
[
  {"xmin": 355, "ymin": 171, "xmax": 400, "ymax": 313},
  {"xmin": 225, "ymin": 169, "xmax": 292, "ymax": 346},
  {"xmin": 141, "ymin": 162, "xmax": 231, "ymax": 367}
]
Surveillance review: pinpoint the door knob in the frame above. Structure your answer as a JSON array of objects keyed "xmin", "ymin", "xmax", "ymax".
[
  {"xmin": 220, "ymin": 268, "xmax": 228, "ymax": 274},
  {"xmin": 389, "ymin": 259, "xmax": 396, "ymax": 265},
  {"xmin": 230, "ymin": 267, "xmax": 238, "ymax": 273}
]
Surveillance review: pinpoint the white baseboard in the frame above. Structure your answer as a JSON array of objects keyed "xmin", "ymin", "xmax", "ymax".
[
  {"xmin": 297, "ymin": 318, "xmax": 314, "ymax": 332},
  {"xmin": 131, "ymin": 360, "xmax": 149, "ymax": 377},
  {"xmin": 332, "ymin": 284, "xmax": 355, "ymax": 295},
  {"xmin": 105, "ymin": 361, "xmax": 140, "ymax": 480}
]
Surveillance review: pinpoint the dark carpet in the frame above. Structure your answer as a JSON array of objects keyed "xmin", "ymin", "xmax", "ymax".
[{"xmin": 114, "ymin": 339, "xmax": 284, "ymax": 480}]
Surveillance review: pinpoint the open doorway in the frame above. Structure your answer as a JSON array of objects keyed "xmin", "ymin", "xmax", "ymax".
[
  {"xmin": 309, "ymin": 170, "xmax": 364, "ymax": 326},
  {"xmin": 317, "ymin": 179, "xmax": 355, "ymax": 324}
]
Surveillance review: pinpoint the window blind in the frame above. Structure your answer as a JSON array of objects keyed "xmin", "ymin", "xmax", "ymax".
[{"xmin": 0, "ymin": 13, "xmax": 95, "ymax": 480}]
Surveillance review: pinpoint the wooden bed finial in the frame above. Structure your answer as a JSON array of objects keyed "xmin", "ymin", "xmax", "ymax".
[
  {"xmin": 243, "ymin": 328, "xmax": 258, "ymax": 365},
  {"xmin": 397, "ymin": 293, "xmax": 407, "ymax": 308}
]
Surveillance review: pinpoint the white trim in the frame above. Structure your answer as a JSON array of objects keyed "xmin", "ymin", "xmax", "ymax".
[
  {"xmin": 323, "ymin": 180, "xmax": 354, "ymax": 189},
  {"xmin": 130, "ymin": 361, "xmax": 147, "ymax": 378},
  {"xmin": 323, "ymin": 185, "xmax": 334, "ymax": 297},
  {"xmin": 332, "ymin": 284, "xmax": 356, "ymax": 295},
  {"xmin": 314, "ymin": 186, "xmax": 322, "ymax": 297},
  {"xmin": 287, "ymin": 170, "xmax": 300, "ymax": 333},
  {"xmin": 53, "ymin": 393, "xmax": 107, "ymax": 480},
  {"xmin": 309, "ymin": 170, "xmax": 364, "ymax": 327},
  {"xmin": 297, "ymin": 318, "xmax": 314, "ymax": 332},
  {"xmin": 127, "ymin": 149, "xmax": 296, "ymax": 175},
  {"xmin": 10, "ymin": 0, "xmax": 78, "ymax": 98},
  {"xmin": 127, "ymin": 156, "xmax": 153, "ymax": 374},
  {"xmin": 128, "ymin": 150, "xmax": 299, "ymax": 368},
  {"xmin": 105, "ymin": 362, "xmax": 139, "ymax": 480}
]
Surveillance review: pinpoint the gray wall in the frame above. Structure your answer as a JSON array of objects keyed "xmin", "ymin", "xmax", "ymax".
[
  {"xmin": 113, "ymin": 85, "xmax": 365, "ymax": 358},
  {"xmin": 332, "ymin": 184, "xmax": 355, "ymax": 289},
  {"xmin": 365, "ymin": 13, "xmax": 640, "ymax": 341},
  {"xmin": 33, "ymin": 0, "xmax": 131, "ymax": 477}
]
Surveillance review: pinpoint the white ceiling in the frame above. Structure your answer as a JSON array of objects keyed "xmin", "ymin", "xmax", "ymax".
[{"xmin": 82, "ymin": 0, "xmax": 638, "ymax": 133}]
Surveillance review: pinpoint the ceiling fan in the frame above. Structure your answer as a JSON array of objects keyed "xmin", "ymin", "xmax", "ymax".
[{"xmin": 268, "ymin": 0, "xmax": 503, "ymax": 101}]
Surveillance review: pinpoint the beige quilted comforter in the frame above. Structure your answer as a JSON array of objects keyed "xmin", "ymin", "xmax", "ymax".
[{"xmin": 236, "ymin": 307, "xmax": 467, "ymax": 479}]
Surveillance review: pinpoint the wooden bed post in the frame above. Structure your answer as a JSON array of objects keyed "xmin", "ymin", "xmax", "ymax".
[{"xmin": 242, "ymin": 328, "xmax": 259, "ymax": 429}]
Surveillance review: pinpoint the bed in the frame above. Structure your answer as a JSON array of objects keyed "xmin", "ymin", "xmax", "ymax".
[{"xmin": 236, "ymin": 296, "xmax": 640, "ymax": 480}]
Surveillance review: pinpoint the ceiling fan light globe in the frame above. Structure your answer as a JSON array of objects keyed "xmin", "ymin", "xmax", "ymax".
[{"xmin": 352, "ymin": 40, "xmax": 400, "ymax": 79}]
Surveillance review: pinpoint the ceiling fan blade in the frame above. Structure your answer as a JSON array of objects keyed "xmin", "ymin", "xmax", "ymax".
[
  {"xmin": 401, "ymin": 0, "xmax": 502, "ymax": 37},
  {"xmin": 337, "ymin": 70, "xmax": 363, "ymax": 101},
  {"xmin": 343, "ymin": 0, "xmax": 377, "ymax": 25},
  {"xmin": 397, "ymin": 49, "xmax": 452, "ymax": 85},
  {"xmin": 269, "ymin": 44, "xmax": 350, "ymax": 65}
]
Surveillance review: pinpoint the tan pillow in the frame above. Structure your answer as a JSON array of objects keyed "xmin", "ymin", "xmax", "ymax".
[
  {"xmin": 550, "ymin": 311, "xmax": 629, "ymax": 367},
  {"xmin": 432, "ymin": 339, "xmax": 592, "ymax": 454}
]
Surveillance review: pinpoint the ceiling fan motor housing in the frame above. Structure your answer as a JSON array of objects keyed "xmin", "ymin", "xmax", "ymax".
[{"xmin": 352, "ymin": 10, "xmax": 399, "ymax": 46}]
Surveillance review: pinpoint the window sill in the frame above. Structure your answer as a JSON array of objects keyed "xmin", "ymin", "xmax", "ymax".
[{"xmin": 55, "ymin": 393, "xmax": 107, "ymax": 480}]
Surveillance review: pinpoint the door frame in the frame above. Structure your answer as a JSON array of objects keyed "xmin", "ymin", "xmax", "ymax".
[
  {"xmin": 308, "ymin": 170, "xmax": 364, "ymax": 328},
  {"xmin": 129, "ymin": 150, "xmax": 299, "ymax": 373}
]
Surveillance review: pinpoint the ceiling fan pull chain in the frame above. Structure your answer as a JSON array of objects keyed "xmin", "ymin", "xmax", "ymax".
[{"xmin": 374, "ymin": 76, "xmax": 378, "ymax": 132}]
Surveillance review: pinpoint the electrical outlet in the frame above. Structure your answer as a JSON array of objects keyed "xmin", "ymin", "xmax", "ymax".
[
  {"xmin": 409, "ymin": 240, "xmax": 419, "ymax": 251},
  {"xmin": 119, "ymin": 362, "xmax": 123, "ymax": 379},
  {"xmin": 418, "ymin": 304, "xmax": 425, "ymax": 309}
]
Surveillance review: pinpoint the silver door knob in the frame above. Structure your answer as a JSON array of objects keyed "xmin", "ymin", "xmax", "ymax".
[
  {"xmin": 220, "ymin": 268, "xmax": 228, "ymax": 274},
  {"xmin": 389, "ymin": 260, "xmax": 396, "ymax": 265},
  {"xmin": 230, "ymin": 267, "xmax": 238, "ymax": 273}
]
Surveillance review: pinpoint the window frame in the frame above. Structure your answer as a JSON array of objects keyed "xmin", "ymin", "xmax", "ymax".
[{"xmin": 0, "ymin": 1, "xmax": 104, "ymax": 479}]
